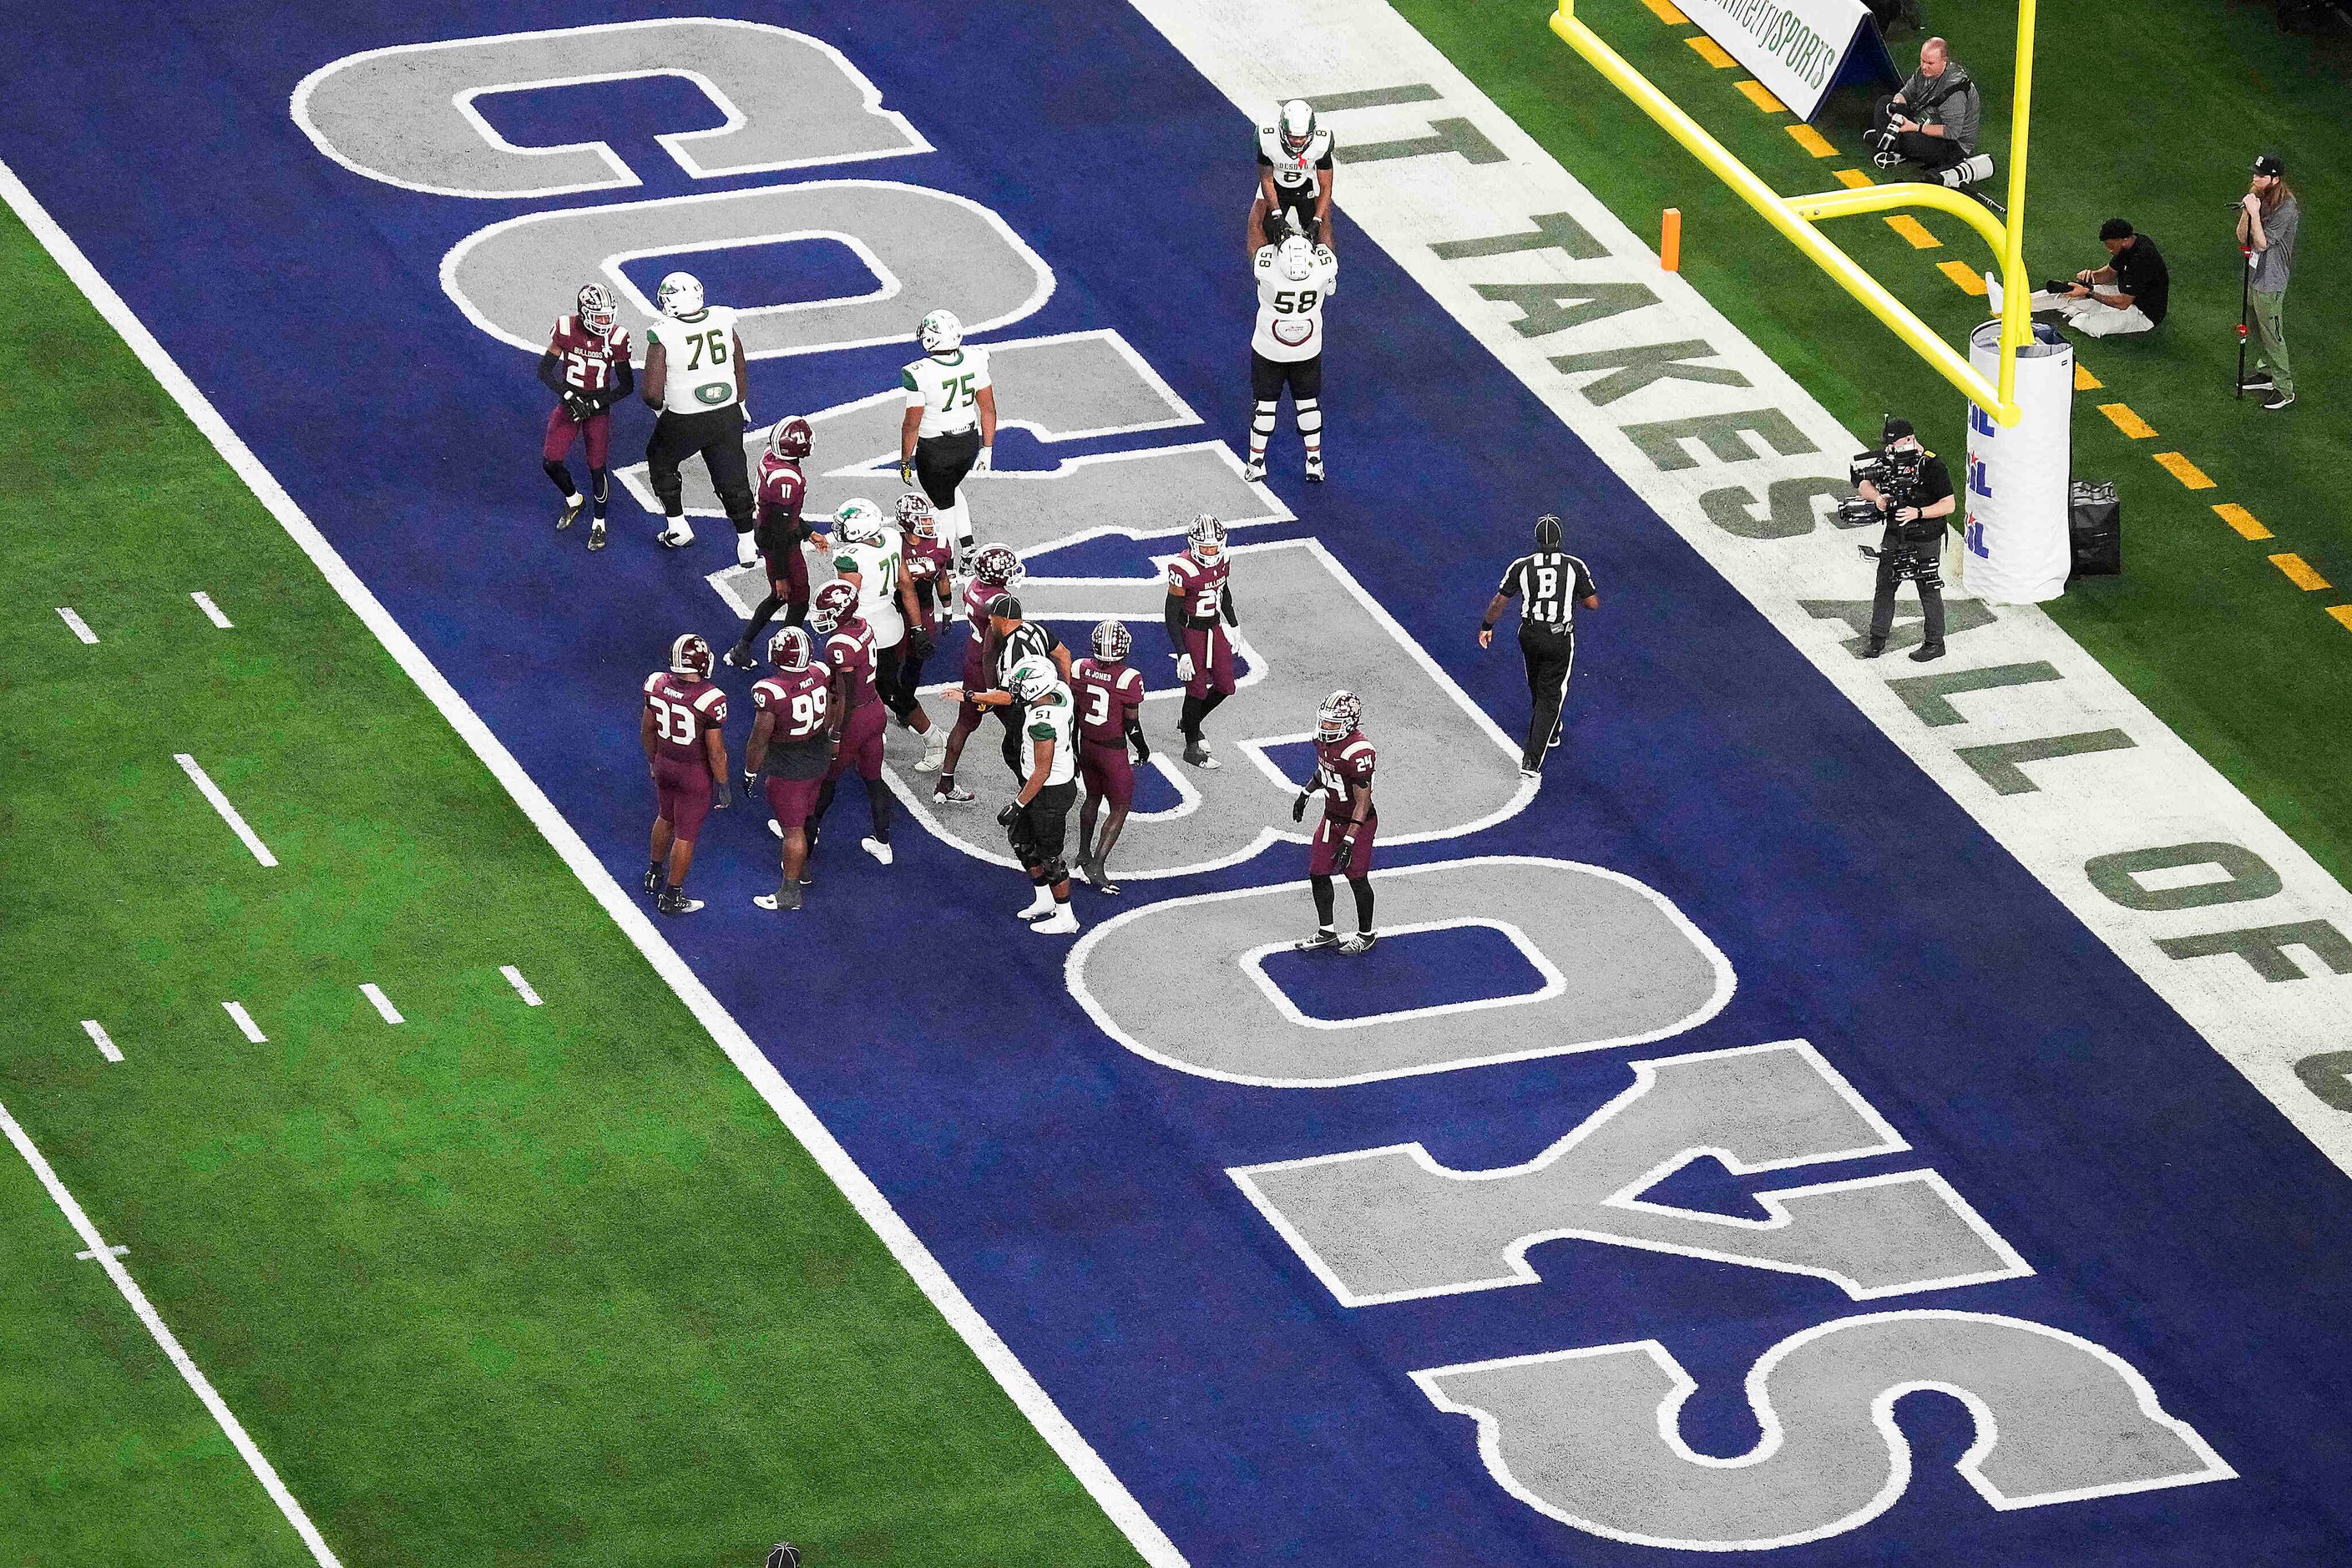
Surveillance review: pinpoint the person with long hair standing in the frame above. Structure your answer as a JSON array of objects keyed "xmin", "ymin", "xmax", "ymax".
[{"xmin": 2237, "ymin": 154, "xmax": 2301, "ymax": 412}]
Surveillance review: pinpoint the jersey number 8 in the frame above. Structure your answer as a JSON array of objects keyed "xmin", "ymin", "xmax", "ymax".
[{"xmin": 1271, "ymin": 289, "xmax": 1321, "ymax": 314}]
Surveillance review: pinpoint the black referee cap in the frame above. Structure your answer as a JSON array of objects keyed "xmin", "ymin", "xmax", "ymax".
[
  {"xmin": 1533, "ymin": 513, "xmax": 1563, "ymax": 549},
  {"xmin": 988, "ymin": 592, "xmax": 1023, "ymax": 621}
]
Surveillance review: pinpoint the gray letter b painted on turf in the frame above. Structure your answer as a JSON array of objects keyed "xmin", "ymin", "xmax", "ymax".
[{"xmin": 1232, "ymin": 1042, "xmax": 2027, "ymax": 1302}]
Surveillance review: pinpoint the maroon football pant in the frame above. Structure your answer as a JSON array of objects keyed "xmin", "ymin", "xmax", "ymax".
[
  {"xmin": 653, "ymin": 755, "xmax": 713, "ymax": 839},
  {"xmin": 1308, "ymin": 809, "xmax": 1376, "ymax": 878},
  {"xmin": 544, "ymin": 405, "xmax": 610, "ymax": 468}
]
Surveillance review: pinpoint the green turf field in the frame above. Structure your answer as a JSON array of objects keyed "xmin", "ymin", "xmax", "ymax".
[
  {"xmin": 1400, "ymin": 0, "xmax": 2352, "ymax": 881},
  {"xmin": 0, "ymin": 205, "xmax": 1141, "ymax": 1567}
]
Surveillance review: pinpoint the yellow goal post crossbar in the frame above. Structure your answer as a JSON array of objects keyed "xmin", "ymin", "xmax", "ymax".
[{"xmin": 1549, "ymin": 0, "xmax": 2038, "ymax": 427}]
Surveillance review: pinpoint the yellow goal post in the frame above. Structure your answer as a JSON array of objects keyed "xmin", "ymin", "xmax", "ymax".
[{"xmin": 1549, "ymin": 0, "xmax": 2039, "ymax": 427}]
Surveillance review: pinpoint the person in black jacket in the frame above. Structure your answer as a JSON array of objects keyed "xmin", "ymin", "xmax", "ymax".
[
  {"xmin": 1868, "ymin": 38, "xmax": 1980, "ymax": 174},
  {"xmin": 1856, "ymin": 418, "xmax": 1958, "ymax": 663}
]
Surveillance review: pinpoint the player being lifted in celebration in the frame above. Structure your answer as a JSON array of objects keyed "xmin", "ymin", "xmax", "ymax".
[
  {"xmin": 1246, "ymin": 232, "xmax": 1337, "ymax": 483},
  {"xmin": 803, "ymin": 579, "xmax": 895, "ymax": 873},
  {"xmin": 897, "ymin": 493, "xmax": 958, "ymax": 771},
  {"xmin": 744, "ymin": 625, "xmax": 831, "ymax": 912},
  {"xmin": 640, "ymin": 271, "xmax": 757, "ymax": 564},
  {"xmin": 641, "ymin": 633, "xmax": 731, "ymax": 917},
  {"xmin": 828, "ymin": 498, "xmax": 945, "ymax": 773},
  {"xmin": 1291, "ymin": 689, "xmax": 1377, "ymax": 954},
  {"xmin": 1166, "ymin": 513, "xmax": 1238, "ymax": 771},
  {"xmin": 932, "ymin": 543, "xmax": 1024, "ymax": 805},
  {"xmin": 1248, "ymin": 99, "xmax": 1336, "ymax": 254},
  {"xmin": 726, "ymin": 417, "xmax": 816, "ymax": 670},
  {"xmin": 1072, "ymin": 620, "xmax": 1150, "ymax": 896},
  {"xmin": 537, "ymin": 282, "xmax": 634, "ymax": 551},
  {"xmin": 898, "ymin": 308, "xmax": 995, "ymax": 567}
]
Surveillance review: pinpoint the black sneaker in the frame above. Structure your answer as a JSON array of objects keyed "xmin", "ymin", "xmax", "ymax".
[
  {"xmin": 1909, "ymin": 641, "xmax": 1948, "ymax": 663},
  {"xmin": 2263, "ymin": 390, "xmax": 2296, "ymax": 412},
  {"xmin": 587, "ymin": 518, "xmax": 607, "ymax": 552},
  {"xmin": 655, "ymin": 888, "xmax": 704, "ymax": 916},
  {"xmin": 753, "ymin": 883, "xmax": 802, "ymax": 912},
  {"xmin": 1182, "ymin": 740, "xmax": 1221, "ymax": 771},
  {"xmin": 1338, "ymin": 932, "xmax": 1379, "ymax": 955},
  {"xmin": 1293, "ymin": 929, "xmax": 1341, "ymax": 953},
  {"xmin": 1861, "ymin": 639, "xmax": 1889, "ymax": 660},
  {"xmin": 643, "ymin": 864, "xmax": 660, "ymax": 896},
  {"xmin": 556, "ymin": 493, "xmax": 584, "ymax": 530},
  {"xmin": 722, "ymin": 643, "xmax": 757, "ymax": 670}
]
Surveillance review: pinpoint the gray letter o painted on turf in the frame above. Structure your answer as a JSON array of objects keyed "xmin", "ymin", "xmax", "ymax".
[
  {"xmin": 2085, "ymin": 842, "xmax": 2282, "ymax": 911},
  {"xmin": 293, "ymin": 19, "xmax": 927, "ymax": 197},
  {"xmin": 443, "ymin": 184, "xmax": 1054, "ymax": 361},
  {"xmin": 1067, "ymin": 856, "xmax": 1733, "ymax": 1085}
]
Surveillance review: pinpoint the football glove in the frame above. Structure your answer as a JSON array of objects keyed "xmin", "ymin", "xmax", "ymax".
[
  {"xmin": 899, "ymin": 455, "xmax": 916, "ymax": 486},
  {"xmin": 1330, "ymin": 834, "xmax": 1354, "ymax": 873},
  {"xmin": 1175, "ymin": 653, "xmax": 1196, "ymax": 682},
  {"xmin": 907, "ymin": 627, "xmax": 934, "ymax": 663},
  {"xmin": 996, "ymin": 802, "xmax": 1022, "ymax": 827},
  {"xmin": 560, "ymin": 390, "xmax": 595, "ymax": 422},
  {"xmin": 741, "ymin": 769, "xmax": 759, "ymax": 802},
  {"xmin": 974, "ymin": 445, "xmax": 994, "ymax": 473},
  {"xmin": 1132, "ymin": 743, "xmax": 1151, "ymax": 766},
  {"xmin": 710, "ymin": 776, "xmax": 731, "ymax": 810},
  {"xmin": 1292, "ymin": 790, "xmax": 1310, "ymax": 823}
]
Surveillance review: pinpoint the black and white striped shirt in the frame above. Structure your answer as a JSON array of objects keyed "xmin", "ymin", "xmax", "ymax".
[
  {"xmin": 993, "ymin": 620, "xmax": 1063, "ymax": 689},
  {"xmin": 1498, "ymin": 550, "xmax": 1596, "ymax": 628}
]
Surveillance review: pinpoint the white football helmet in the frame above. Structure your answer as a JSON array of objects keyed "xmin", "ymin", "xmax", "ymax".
[
  {"xmin": 769, "ymin": 625, "xmax": 816, "ymax": 674},
  {"xmin": 669, "ymin": 633, "xmax": 714, "ymax": 680},
  {"xmin": 575, "ymin": 282, "xmax": 617, "ymax": 336},
  {"xmin": 1008, "ymin": 655, "xmax": 1059, "ymax": 705},
  {"xmin": 918, "ymin": 308, "xmax": 964, "ymax": 356},
  {"xmin": 1317, "ymin": 689, "xmax": 1361, "ymax": 744},
  {"xmin": 656, "ymin": 271, "xmax": 704, "ymax": 318},
  {"xmin": 1278, "ymin": 234, "xmax": 1315, "ymax": 282},
  {"xmin": 1090, "ymin": 620, "xmax": 1132, "ymax": 661},
  {"xmin": 1186, "ymin": 512, "xmax": 1227, "ymax": 566},
  {"xmin": 833, "ymin": 498, "xmax": 884, "ymax": 546},
  {"xmin": 1278, "ymin": 99, "xmax": 1318, "ymax": 158}
]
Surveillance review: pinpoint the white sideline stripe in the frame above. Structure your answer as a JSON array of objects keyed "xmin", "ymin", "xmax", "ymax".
[
  {"xmin": 0, "ymin": 1096, "xmax": 345, "ymax": 1567},
  {"xmin": 76, "ymin": 1243, "xmax": 132, "ymax": 1260},
  {"xmin": 500, "ymin": 965, "xmax": 544, "ymax": 1006},
  {"xmin": 80, "ymin": 1019, "xmax": 124, "ymax": 1063},
  {"xmin": 358, "ymin": 984, "xmax": 403, "ymax": 1024},
  {"xmin": 173, "ymin": 753, "xmax": 278, "ymax": 867},
  {"xmin": 57, "ymin": 606, "xmax": 99, "ymax": 644},
  {"xmin": 192, "ymin": 590, "xmax": 235, "ymax": 628},
  {"xmin": 222, "ymin": 1001, "xmax": 267, "ymax": 1044},
  {"xmin": 0, "ymin": 158, "xmax": 1186, "ymax": 1568}
]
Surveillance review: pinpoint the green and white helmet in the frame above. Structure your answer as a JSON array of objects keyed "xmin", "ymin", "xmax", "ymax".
[
  {"xmin": 833, "ymin": 498, "xmax": 884, "ymax": 546},
  {"xmin": 656, "ymin": 271, "xmax": 704, "ymax": 318},
  {"xmin": 918, "ymin": 308, "xmax": 964, "ymax": 356},
  {"xmin": 1008, "ymin": 655, "xmax": 1059, "ymax": 705}
]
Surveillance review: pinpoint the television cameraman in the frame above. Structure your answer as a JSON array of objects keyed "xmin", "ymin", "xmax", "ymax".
[
  {"xmin": 1867, "ymin": 38, "xmax": 1980, "ymax": 175},
  {"xmin": 1848, "ymin": 417, "xmax": 1956, "ymax": 663}
]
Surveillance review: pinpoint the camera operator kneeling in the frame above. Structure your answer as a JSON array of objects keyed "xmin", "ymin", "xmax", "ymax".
[{"xmin": 1850, "ymin": 417, "xmax": 1957, "ymax": 663}]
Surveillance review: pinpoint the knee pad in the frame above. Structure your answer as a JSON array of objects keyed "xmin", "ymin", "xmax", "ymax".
[
  {"xmin": 1296, "ymin": 398, "xmax": 1323, "ymax": 433},
  {"xmin": 648, "ymin": 466, "xmax": 685, "ymax": 513},
  {"xmin": 1252, "ymin": 400, "xmax": 1278, "ymax": 432},
  {"xmin": 719, "ymin": 489, "xmax": 756, "ymax": 530},
  {"xmin": 1042, "ymin": 857, "xmax": 1069, "ymax": 887}
]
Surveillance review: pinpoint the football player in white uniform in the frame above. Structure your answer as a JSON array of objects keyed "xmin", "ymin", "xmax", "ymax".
[
  {"xmin": 827, "ymin": 498, "xmax": 943, "ymax": 770},
  {"xmin": 898, "ymin": 308, "xmax": 995, "ymax": 568},
  {"xmin": 1246, "ymin": 234, "xmax": 1338, "ymax": 483},
  {"xmin": 1248, "ymin": 99, "xmax": 1336, "ymax": 255},
  {"xmin": 640, "ymin": 271, "xmax": 758, "ymax": 564}
]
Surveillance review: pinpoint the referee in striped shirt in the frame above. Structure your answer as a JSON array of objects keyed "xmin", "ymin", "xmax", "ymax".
[{"xmin": 1479, "ymin": 514, "xmax": 1598, "ymax": 779}]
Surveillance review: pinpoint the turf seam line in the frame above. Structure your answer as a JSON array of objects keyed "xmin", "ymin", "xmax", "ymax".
[
  {"xmin": 80, "ymin": 1019, "xmax": 124, "ymax": 1063},
  {"xmin": 56, "ymin": 605, "xmax": 99, "ymax": 643},
  {"xmin": 173, "ymin": 752, "xmax": 277, "ymax": 867},
  {"xmin": 500, "ymin": 965, "xmax": 544, "ymax": 1006},
  {"xmin": 0, "ymin": 1096, "xmax": 345, "ymax": 1567},
  {"xmin": 0, "ymin": 154, "xmax": 1185, "ymax": 1568},
  {"xmin": 221, "ymin": 1001, "xmax": 267, "ymax": 1044},
  {"xmin": 75, "ymin": 1243, "xmax": 132, "ymax": 1260},
  {"xmin": 358, "ymin": 983, "xmax": 404, "ymax": 1024},
  {"xmin": 191, "ymin": 590, "xmax": 235, "ymax": 628}
]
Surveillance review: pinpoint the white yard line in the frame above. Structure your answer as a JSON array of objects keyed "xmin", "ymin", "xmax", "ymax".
[
  {"xmin": 173, "ymin": 753, "xmax": 278, "ymax": 867},
  {"xmin": 358, "ymin": 983, "xmax": 403, "ymax": 1024},
  {"xmin": 56, "ymin": 606, "xmax": 99, "ymax": 644},
  {"xmin": 221, "ymin": 1002, "xmax": 267, "ymax": 1044},
  {"xmin": 0, "ymin": 156, "xmax": 1186, "ymax": 1568},
  {"xmin": 191, "ymin": 590, "xmax": 235, "ymax": 628},
  {"xmin": 0, "ymin": 1095, "xmax": 345, "ymax": 1568},
  {"xmin": 80, "ymin": 1019, "xmax": 124, "ymax": 1063},
  {"xmin": 500, "ymin": 965, "xmax": 544, "ymax": 1006},
  {"xmin": 76, "ymin": 1243, "xmax": 132, "ymax": 1260}
]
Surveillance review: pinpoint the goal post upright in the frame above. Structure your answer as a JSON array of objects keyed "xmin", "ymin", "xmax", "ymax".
[{"xmin": 1547, "ymin": 0, "xmax": 2040, "ymax": 428}]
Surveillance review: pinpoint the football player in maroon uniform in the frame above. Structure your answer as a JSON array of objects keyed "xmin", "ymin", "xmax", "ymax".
[
  {"xmin": 538, "ymin": 283, "xmax": 635, "ymax": 551},
  {"xmin": 1072, "ymin": 620, "xmax": 1150, "ymax": 895},
  {"xmin": 641, "ymin": 633, "xmax": 730, "ymax": 916},
  {"xmin": 744, "ymin": 625, "xmax": 832, "ymax": 911},
  {"xmin": 932, "ymin": 541, "xmax": 1024, "ymax": 806},
  {"xmin": 726, "ymin": 416, "xmax": 816, "ymax": 670},
  {"xmin": 1292, "ymin": 689, "xmax": 1377, "ymax": 953},
  {"xmin": 804, "ymin": 579, "xmax": 894, "ymax": 874},
  {"xmin": 1166, "ymin": 513, "xmax": 1239, "ymax": 770},
  {"xmin": 898, "ymin": 493, "xmax": 957, "ymax": 775}
]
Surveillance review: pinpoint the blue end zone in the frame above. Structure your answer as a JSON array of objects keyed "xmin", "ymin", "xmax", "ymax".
[{"xmin": 6, "ymin": 3, "xmax": 2351, "ymax": 1563}]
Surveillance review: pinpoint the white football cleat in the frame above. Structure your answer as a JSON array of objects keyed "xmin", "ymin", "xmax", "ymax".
[
  {"xmin": 861, "ymin": 837, "xmax": 893, "ymax": 865},
  {"xmin": 736, "ymin": 531, "xmax": 758, "ymax": 569},
  {"xmin": 934, "ymin": 783, "xmax": 977, "ymax": 805},
  {"xmin": 1242, "ymin": 456, "xmax": 1267, "ymax": 483},
  {"xmin": 916, "ymin": 731, "xmax": 948, "ymax": 772},
  {"xmin": 1303, "ymin": 452, "xmax": 1325, "ymax": 483},
  {"xmin": 657, "ymin": 521, "xmax": 695, "ymax": 549},
  {"xmin": 1029, "ymin": 905, "xmax": 1079, "ymax": 935}
]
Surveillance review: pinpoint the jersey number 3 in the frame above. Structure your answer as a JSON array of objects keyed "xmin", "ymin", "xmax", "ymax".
[{"xmin": 650, "ymin": 695, "xmax": 699, "ymax": 746}]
